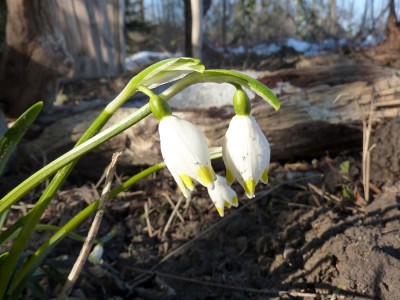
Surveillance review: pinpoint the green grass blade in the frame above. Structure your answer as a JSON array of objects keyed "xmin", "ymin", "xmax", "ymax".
[{"xmin": 0, "ymin": 102, "xmax": 43, "ymax": 176}]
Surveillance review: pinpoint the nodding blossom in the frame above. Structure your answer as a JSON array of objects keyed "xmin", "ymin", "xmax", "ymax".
[
  {"xmin": 159, "ymin": 115, "xmax": 216, "ymax": 197},
  {"xmin": 89, "ymin": 244, "xmax": 104, "ymax": 265},
  {"xmin": 207, "ymin": 175, "xmax": 238, "ymax": 217},
  {"xmin": 222, "ymin": 88, "xmax": 270, "ymax": 198},
  {"xmin": 149, "ymin": 84, "xmax": 272, "ymax": 207}
]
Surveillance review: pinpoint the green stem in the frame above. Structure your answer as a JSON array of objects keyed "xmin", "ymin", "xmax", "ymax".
[
  {"xmin": 0, "ymin": 65, "xmax": 278, "ymax": 297},
  {"xmin": 0, "ymin": 57, "xmax": 201, "ymax": 299},
  {"xmin": 10, "ymin": 161, "xmax": 166, "ymax": 295},
  {"xmin": 0, "ymin": 70, "xmax": 278, "ymax": 214},
  {"xmin": 34, "ymin": 224, "xmax": 90, "ymax": 243},
  {"xmin": 0, "ymin": 105, "xmax": 150, "ymax": 214},
  {"xmin": 158, "ymin": 70, "xmax": 279, "ymax": 110}
]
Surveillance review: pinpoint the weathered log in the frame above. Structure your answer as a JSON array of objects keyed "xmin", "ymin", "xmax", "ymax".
[{"xmin": 15, "ymin": 63, "xmax": 400, "ymax": 179}]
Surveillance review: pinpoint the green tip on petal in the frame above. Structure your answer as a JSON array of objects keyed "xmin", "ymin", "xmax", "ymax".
[
  {"xmin": 180, "ymin": 174, "xmax": 194, "ymax": 191},
  {"xmin": 226, "ymin": 168, "xmax": 234, "ymax": 185},
  {"xmin": 261, "ymin": 168, "xmax": 269, "ymax": 184},
  {"xmin": 232, "ymin": 196, "xmax": 238, "ymax": 207},
  {"xmin": 224, "ymin": 201, "xmax": 231, "ymax": 208},
  {"xmin": 244, "ymin": 178, "xmax": 256, "ymax": 198},
  {"xmin": 216, "ymin": 207, "xmax": 224, "ymax": 217},
  {"xmin": 233, "ymin": 87, "xmax": 251, "ymax": 116},
  {"xmin": 197, "ymin": 165, "xmax": 215, "ymax": 188}
]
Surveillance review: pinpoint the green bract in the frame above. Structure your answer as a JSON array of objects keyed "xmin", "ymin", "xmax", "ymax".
[{"xmin": 233, "ymin": 87, "xmax": 251, "ymax": 116}]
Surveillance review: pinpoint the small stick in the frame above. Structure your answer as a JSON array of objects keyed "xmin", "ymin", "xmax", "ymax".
[
  {"xmin": 122, "ymin": 265, "xmax": 345, "ymax": 298},
  {"xmin": 162, "ymin": 196, "xmax": 185, "ymax": 237},
  {"xmin": 308, "ymin": 183, "xmax": 341, "ymax": 203},
  {"xmin": 57, "ymin": 152, "xmax": 122, "ymax": 300},
  {"xmin": 356, "ymin": 95, "xmax": 375, "ymax": 202},
  {"xmin": 144, "ymin": 201, "xmax": 154, "ymax": 237},
  {"xmin": 161, "ymin": 193, "xmax": 185, "ymax": 222}
]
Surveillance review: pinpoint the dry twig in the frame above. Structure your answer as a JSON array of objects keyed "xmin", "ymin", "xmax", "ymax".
[
  {"xmin": 161, "ymin": 192, "xmax": 185, "ymax": 222},
  {"xmin": 144, "ymin": 201, "xmax": 155, "ymax": 237},
  {"xmin": 356, "ymin": 95, "xmax": 375, "ymax": 202},
  {"xmin": 57, "ymin": 151, "xmax": 122, "ymax": 300},
  {"xmin": 122, "ymin": 265, "xmax": 345, "ymax": 299},
  {"xmin": 162, "ymin": 196, "xmax": 185, "ymax": 237}
]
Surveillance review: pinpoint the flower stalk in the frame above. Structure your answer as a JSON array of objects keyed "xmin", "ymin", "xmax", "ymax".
[{"xmin": 0, "ymin": 57, "xmax": 279, "ymax": 298}]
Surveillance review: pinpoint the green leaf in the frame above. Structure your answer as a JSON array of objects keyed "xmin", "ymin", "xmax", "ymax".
[
  {"xmin": 342, "ymin": 185, "xmax": 353, "ymax": 200},
  {"xmin": 160, "ymin": 69, "xmax": 281, "ymax": 111},
  {"xmin": 142, "ymin": 57, "xmax": 205, "ymax": 88},
  {"xmin": 0, "ymin": 102, "xmax": 43, "ymax": 176},
  {"xmin": 339, "ymin": 160, "xmax": 350, "ymax": 174}
]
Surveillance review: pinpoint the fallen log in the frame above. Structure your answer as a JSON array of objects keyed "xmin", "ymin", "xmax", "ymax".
[{"xmin": 15, "ymin": 63, "xmax": 400, "ymax": 179}]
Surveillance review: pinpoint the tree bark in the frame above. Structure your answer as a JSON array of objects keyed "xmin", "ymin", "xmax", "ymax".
[
  {"xmin": 356, "ymin": 0, "xmax": 400, "ymax": 68},
  {"xmin": 0, "ymin": 0, "xmax": 73, "ymax": 117},
  {"xmin": 184, "ymin": 0, "xmax": 192, "ymax": 57},
  {"xmin": 14, "ymin": 62, "xmax": 400, "ymax": 179},
  {"xmin": 191, "ymin": 0, "xmax": 203, "ymax": 59}
]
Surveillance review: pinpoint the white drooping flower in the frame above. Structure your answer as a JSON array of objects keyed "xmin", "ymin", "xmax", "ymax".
[
  {"xmin": 222, "ymin": 115, "xmax": 270, "ymax": 198},
  {"xmin": 207, "ymin": 175, "xmax": 238, "ymax": 217},
  {"xmin": 89, "ymin": 244, "xmax": 104, "ymax": 265},
  {"xmin": 159, "ymin": 115, "xmax": 216, "ymax": 197}
]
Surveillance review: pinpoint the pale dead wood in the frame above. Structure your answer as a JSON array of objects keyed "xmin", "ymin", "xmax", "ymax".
[
  {"xmin": 356, "ymin": 95, "xmax": 376, "ymax": 202},
  {"xmin": 162, "ymin": 196, "xmax": 185, "ymax": 237},
  {"xmin": 58, "ymin": 151, "xmax": 121, "ymax": 300},
  {"xmin": 161, "ymin": 193, "xmax": 185, "ymax": 223},
  {"xmin": 144, "ymin": 201, "xmax": 155, "ymax": 237}
]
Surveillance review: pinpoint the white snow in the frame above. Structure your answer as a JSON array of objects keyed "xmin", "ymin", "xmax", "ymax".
[{"xmin": 124, "ymin": 51, "xmax": 182, "ymax": 72}]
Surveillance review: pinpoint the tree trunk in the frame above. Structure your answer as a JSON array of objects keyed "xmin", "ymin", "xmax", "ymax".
[
  {"xmin": 184, "ymin": 0, "xmax": 192, "ymax": 57},
  {"xmin": 191, "ymin": 0, "xmax": 203, "ymax": 59},
  {"xmin": 15, "ymin": 62, "xmax": 400, "ymax": 179},
  {"xmin": 357, "ymin": 0, "xmax": 400, "ymax": 68},
  {"xmin": 221, "ymin": 0, "xmax": 227, "ymax": 52},
  {"xmin": 0, "ymin": 0, "xmax": 73, "ymax": 117}
]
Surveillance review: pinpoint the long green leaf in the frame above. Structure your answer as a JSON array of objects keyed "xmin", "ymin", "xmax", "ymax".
[
  {"xmin": 0, "ymin": 102, "xmax": 43, "ymax": 176},
  {"xmin": 0, "ymin": 58, "xmax": 205, "ymax": 299}
]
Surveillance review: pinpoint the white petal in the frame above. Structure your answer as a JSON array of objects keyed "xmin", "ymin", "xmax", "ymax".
[
  {"xmin": 159, "ymin": 115, "xmax": 215, "ymax": 192},
  {"xmin": 207, "ymin": 175, "xmax": 238, "ymax": 217},
  {"xmin": 222, "ymin": 115, "xmax": 270, "ymax": 197},
  {"xmin": 89, "ymin": 244, "xmax": 104, "ymax": 265}
]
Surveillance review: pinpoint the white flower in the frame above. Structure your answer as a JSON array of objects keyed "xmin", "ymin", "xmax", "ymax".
[
  {"xmin": 89, "ymin": 244, "xmax": 104, "ymax": 265},
  {"xmin": 222, "ymin": 115, "xmax": 270, "ymax": 198},
  {"xmin": 159, "ymin": 115, "xmax": 216, "ymax": 197},
  {"xmin": 207, "ymin": 175, "xmax": 238, "ymax": 217}
]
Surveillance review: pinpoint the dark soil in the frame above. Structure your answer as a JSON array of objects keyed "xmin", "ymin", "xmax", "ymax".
[
  {"xmin": 6, "ymin": 143, "xmax": 397, "ymax": 299},
  {"xmin": 370, "ymin": 117, "xmax": 400, "ymax": 187}
]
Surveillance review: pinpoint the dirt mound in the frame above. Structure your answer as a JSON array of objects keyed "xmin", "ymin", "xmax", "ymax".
[
  {"xmin": 118, "ymin": 182, "xmax": 400, "ymax": 299},
  {"xmin": 370, "ymin": 117, "xmax": 400, "ymax": 187}
]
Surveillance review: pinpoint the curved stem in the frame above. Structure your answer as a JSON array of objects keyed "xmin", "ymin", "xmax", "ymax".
[
  {"xmin": 0, "ymin": 64, "xmax": 278, "ymax": 297},
  {"xmin": 0, "ymin": 70, "xmax": 277, "ymax": 214},
  {"xmin": 0, "ymin": 57, "xmax": 205, "ymax": 298}
]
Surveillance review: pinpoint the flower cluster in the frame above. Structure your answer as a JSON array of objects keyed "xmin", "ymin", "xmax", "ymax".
[{"xmin": 149, "ymin": 86, "xmax": 271, "ymax": 217}]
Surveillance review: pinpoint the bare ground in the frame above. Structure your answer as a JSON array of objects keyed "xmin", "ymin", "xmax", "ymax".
[{"xmin": 6, "ymin": 140, "xmax": 398, "ymax": 299}]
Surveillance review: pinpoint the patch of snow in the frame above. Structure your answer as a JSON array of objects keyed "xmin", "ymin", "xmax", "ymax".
[
  {"xmin": 229, "ymin": 45, "xmax": 247, "ymax": 55},
  {"xmin": 285, "ymin": 38, "xmax": 312, "ymax": 53},
  {"xmin": 360, "ymin": 33, "xmax": 383, "ymax": 47},
  {"xmin": 252, "ymin": 43, "xmax": 281, "ymax": 56},
  {"xmin": 124, "ymin": 51, "xmax": 182, "ymax": 72}
]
